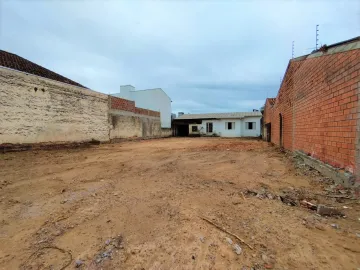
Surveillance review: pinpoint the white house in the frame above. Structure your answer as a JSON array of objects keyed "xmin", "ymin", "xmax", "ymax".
[
  {"xmin": 174, "ymin": 112, "xmax": 262, "ymax": 137},
  {"xmin": 111, "ymin": 85, "xmax": 172, "ymax": 128}
]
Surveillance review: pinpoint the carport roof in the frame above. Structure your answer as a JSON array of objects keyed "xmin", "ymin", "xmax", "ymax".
[{"xmin": 175, "ymin": 111, "xmax": 262, "ymax": 120}]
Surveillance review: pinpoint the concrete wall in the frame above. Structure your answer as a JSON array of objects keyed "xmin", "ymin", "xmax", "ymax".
[
  {"xmin": 0, "ymin": 67, "xmax": 109, "ymax": 144},
  {"xmin": 0, "ymin": 67, "xmax": 171, "ymax": 146},
  {"xmin": 265, "ymin": 45, "xmax": 359, "ymax": 178},
  {"xmin": 161, "ymin": 128, "xmax": 172, "ymax": 137},
  {"xmin": 109, "ymin": 110, "xmax": 161, "ymax": 139}
]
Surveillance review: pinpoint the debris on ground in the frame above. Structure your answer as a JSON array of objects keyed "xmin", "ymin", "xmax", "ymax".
[
  {"xmin": 2, "ymin": 138, "xmax": 360, "ymax": 269},
  {"xmin": 225, "ymin": 237, "xmax": 233, "ymax": 245},
  {"xmin": 302, "ymin": 216, "xmax": 326, "ymax": 230},
  {"xmin": 317, "ymin": 205, "xmax": 344, "ymax": 217},
  {"xmin": 261, "ymin": 253, "xmax": 276, "ymax": 269},
  {"xmin": 200, "ymin": 216, "xmax": 253, "ymax": 250},
  {"xmin": 244, "ymin": 188, "xmax": 278, "ymax": 200},
  {"xmin": 233, "ymin": 244, "xmax": 242, "ymax": 255},
  {"xmin": 331, "ymin": 224, "xmax": 340, "ymax": 229},
  {"xmin": 300, "ymin": 200, "xmax": 317, "ymax": 210},
  {"xmin": 75, "ymin": 259, "xmax": 84, "ymax": 268},
  {"xmin": 93, "ymin": 235, "xmax": 124, "ymax": 264}
]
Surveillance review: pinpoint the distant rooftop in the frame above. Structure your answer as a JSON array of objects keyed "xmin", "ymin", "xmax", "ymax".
[
  {"xmin": 176, "ymin": 111, "xmax": 262, "ymax": 120},
  {"xmin": 0, "ymin": 50, "xmax": 87, "ymax": 88}
]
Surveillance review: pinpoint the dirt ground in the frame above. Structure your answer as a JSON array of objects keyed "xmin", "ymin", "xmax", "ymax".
[{"xmin": 0, "ymin": 138, "xmax": 359, "ymax": 270}]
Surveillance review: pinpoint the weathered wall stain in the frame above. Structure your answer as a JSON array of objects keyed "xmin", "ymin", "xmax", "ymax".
[
  {"xmin": 0, "ymin": 68, "xmax": 109, "ymax": 144},
  {"xmin": 0, "ymin": 67, "xmax": 170, "ymax": 145}
]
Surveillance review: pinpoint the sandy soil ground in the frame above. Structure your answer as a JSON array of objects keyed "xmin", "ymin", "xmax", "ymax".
[{"xmin": 0, "ymin": 138, "xmax": 359, "ymax": 270}]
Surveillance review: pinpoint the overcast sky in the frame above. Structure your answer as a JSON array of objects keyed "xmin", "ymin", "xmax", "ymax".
[{"xmin": 1, "ymin": 1, "xmax": 359, "ymax": 113}]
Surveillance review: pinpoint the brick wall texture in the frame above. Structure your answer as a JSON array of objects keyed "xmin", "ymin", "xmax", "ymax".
[
  {"xmin": 264, "ymin": 48, "xmax": 360, "ymax": 176},
  {"xmin": 110, "ymin": 96, "xmax": 160, "ymax": 117},
  {"xmin": 263, "ymin": 98, "xmax": 275, "ymax": 125}
]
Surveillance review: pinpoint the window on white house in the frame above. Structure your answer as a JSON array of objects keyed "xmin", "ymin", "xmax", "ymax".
[
  {"xmin": 192, "ymin": 126, "xmax": 198, "ymax": 132},
  {"xmin": 206, "ymin": 122, "xmax": 213, "ymax": 133},
  {"xmin": 225, "ymin": 122, "xmax": 235, "ymax": 130},
  {"xmin": 246, "ymin": 122, "xmax": 256, "ymax": 130}
]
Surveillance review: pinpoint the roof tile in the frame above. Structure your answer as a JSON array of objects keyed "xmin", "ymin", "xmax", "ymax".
[
  {"xmin": 0, "ymin": 50, "xmax": 86, "ymax": 88},
  {"xmin": 176, "ymin": 111, "xmax": 262, "ymax": 120}
]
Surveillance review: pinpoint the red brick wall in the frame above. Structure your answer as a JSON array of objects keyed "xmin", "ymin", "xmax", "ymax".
[
  {"xmin": 110, "ymin": 96, "xmax": 160, "ymax": 117},
  {"xmin": 270, "ymin": 49, "xmax": 359, "ymax": 174},
  {"xmin": 271, "ymin": 60, "xmax": 305, "ymax": 150},
  {"xmin": 263, "ymin": 99, "xmax": 275, "ymax": 124},
  {"xmin": 110, "ymin": 96, "xmax": 135, "ymax": 112}
]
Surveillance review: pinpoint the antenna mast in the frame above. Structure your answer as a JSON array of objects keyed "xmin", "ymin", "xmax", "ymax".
[
  {"xmin": 316, "ymin": 24, "xmax": 319, "ymax": 50},
  {"xmin": 292, "ymin": 41, "xmax": 295, "ymax": 58}
]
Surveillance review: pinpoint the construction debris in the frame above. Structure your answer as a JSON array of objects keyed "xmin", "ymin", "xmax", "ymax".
[
  {"xmin": 93, "ymin": 235, "xmax": 124, "ymax": 264},
  {"xmin": 200, "ymin": 216, "xmax": 254, "ymax": 250},
  {"xmin": 317, "ymin": 205, "xmax": 344, "ymax": 217},
  {"xmin": 300, "ymin": 200, "xmax": 317, "ymax": 210},
  {"xmin": 75, "ymin": 259, "xmax": 84, "ymax": 268},
  {"xmin": 233, "ymin": 244, "xmax": 242, "ymax": 255}
]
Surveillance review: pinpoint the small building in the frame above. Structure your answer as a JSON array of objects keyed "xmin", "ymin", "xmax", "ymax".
[
  {"xmin": 173, "ymin": 112, "xmax": 262, "ymax": 137},
  {"xmin": 262, "ymin": 98, "xmax": 276, "ymax": 142},
  {"xmin": 111, "ymin": 85, "xmax": 172, "ymax": 128}
]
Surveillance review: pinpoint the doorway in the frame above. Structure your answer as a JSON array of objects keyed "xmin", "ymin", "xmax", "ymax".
[
  {"xmin": 176, "ymin": 124, "xmax": 189, "ymax": 136},
  {"xmin": 265, "ymin": 123, "xmax": 271, "ymax": 142}
]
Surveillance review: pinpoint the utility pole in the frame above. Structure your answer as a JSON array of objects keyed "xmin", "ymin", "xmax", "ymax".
[{"xmin": 316, "ymin": 24, "xmax": 319, "ymax": 50}]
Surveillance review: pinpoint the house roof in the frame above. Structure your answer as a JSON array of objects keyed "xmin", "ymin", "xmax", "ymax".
[
  {"xmin": 0, "ymin": 50, "xmax": 87, "ymax": 88},
  {"xmin": 176, "ymin": 111, "xmax": 262, "ymax": 120}
]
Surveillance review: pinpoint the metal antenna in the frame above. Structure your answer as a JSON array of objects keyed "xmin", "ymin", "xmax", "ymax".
[
  {"xmin": 316, "ymin": 24, "xmax": 319, "ymax": 50},
  {"xmin": 292, "ymin": 41, "xmax": 295, "ymax": 58}
]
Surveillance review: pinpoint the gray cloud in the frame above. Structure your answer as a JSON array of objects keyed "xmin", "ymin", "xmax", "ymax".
[{"xmin": 1, "ymin": 0, "xmax": 359, "ymax": 113}]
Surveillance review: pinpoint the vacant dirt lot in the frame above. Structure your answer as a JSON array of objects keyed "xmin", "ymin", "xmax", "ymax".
[{"xmin": 0, "ymin": 138, "xmax": 359, "ymax": 270}]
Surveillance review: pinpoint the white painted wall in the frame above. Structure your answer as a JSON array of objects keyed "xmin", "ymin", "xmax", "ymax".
[
  {"xmin": 242, "ymin": 117, "xmax": 261, "ymax": 137},
  {"xmin": 189, "ymin": 124, "xmax": 201, "ymax": 135},
  {"xmin": 132, "ymin": 89, "xmax": 171, "ymax": 128},
  {"xmin": 196, "ymin": 117, "xmax": 261, "ymax": 137},
  {"xmin": 113, "ymin": 87, "xmax": 171, "ymax": 128},
  {"xmin": 218, "ymin": 119, "xmax": 242, "ymax": 137},
  {"xmin": 119, "ymin": 85, "xmax": 135, "ymax": 100}
]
